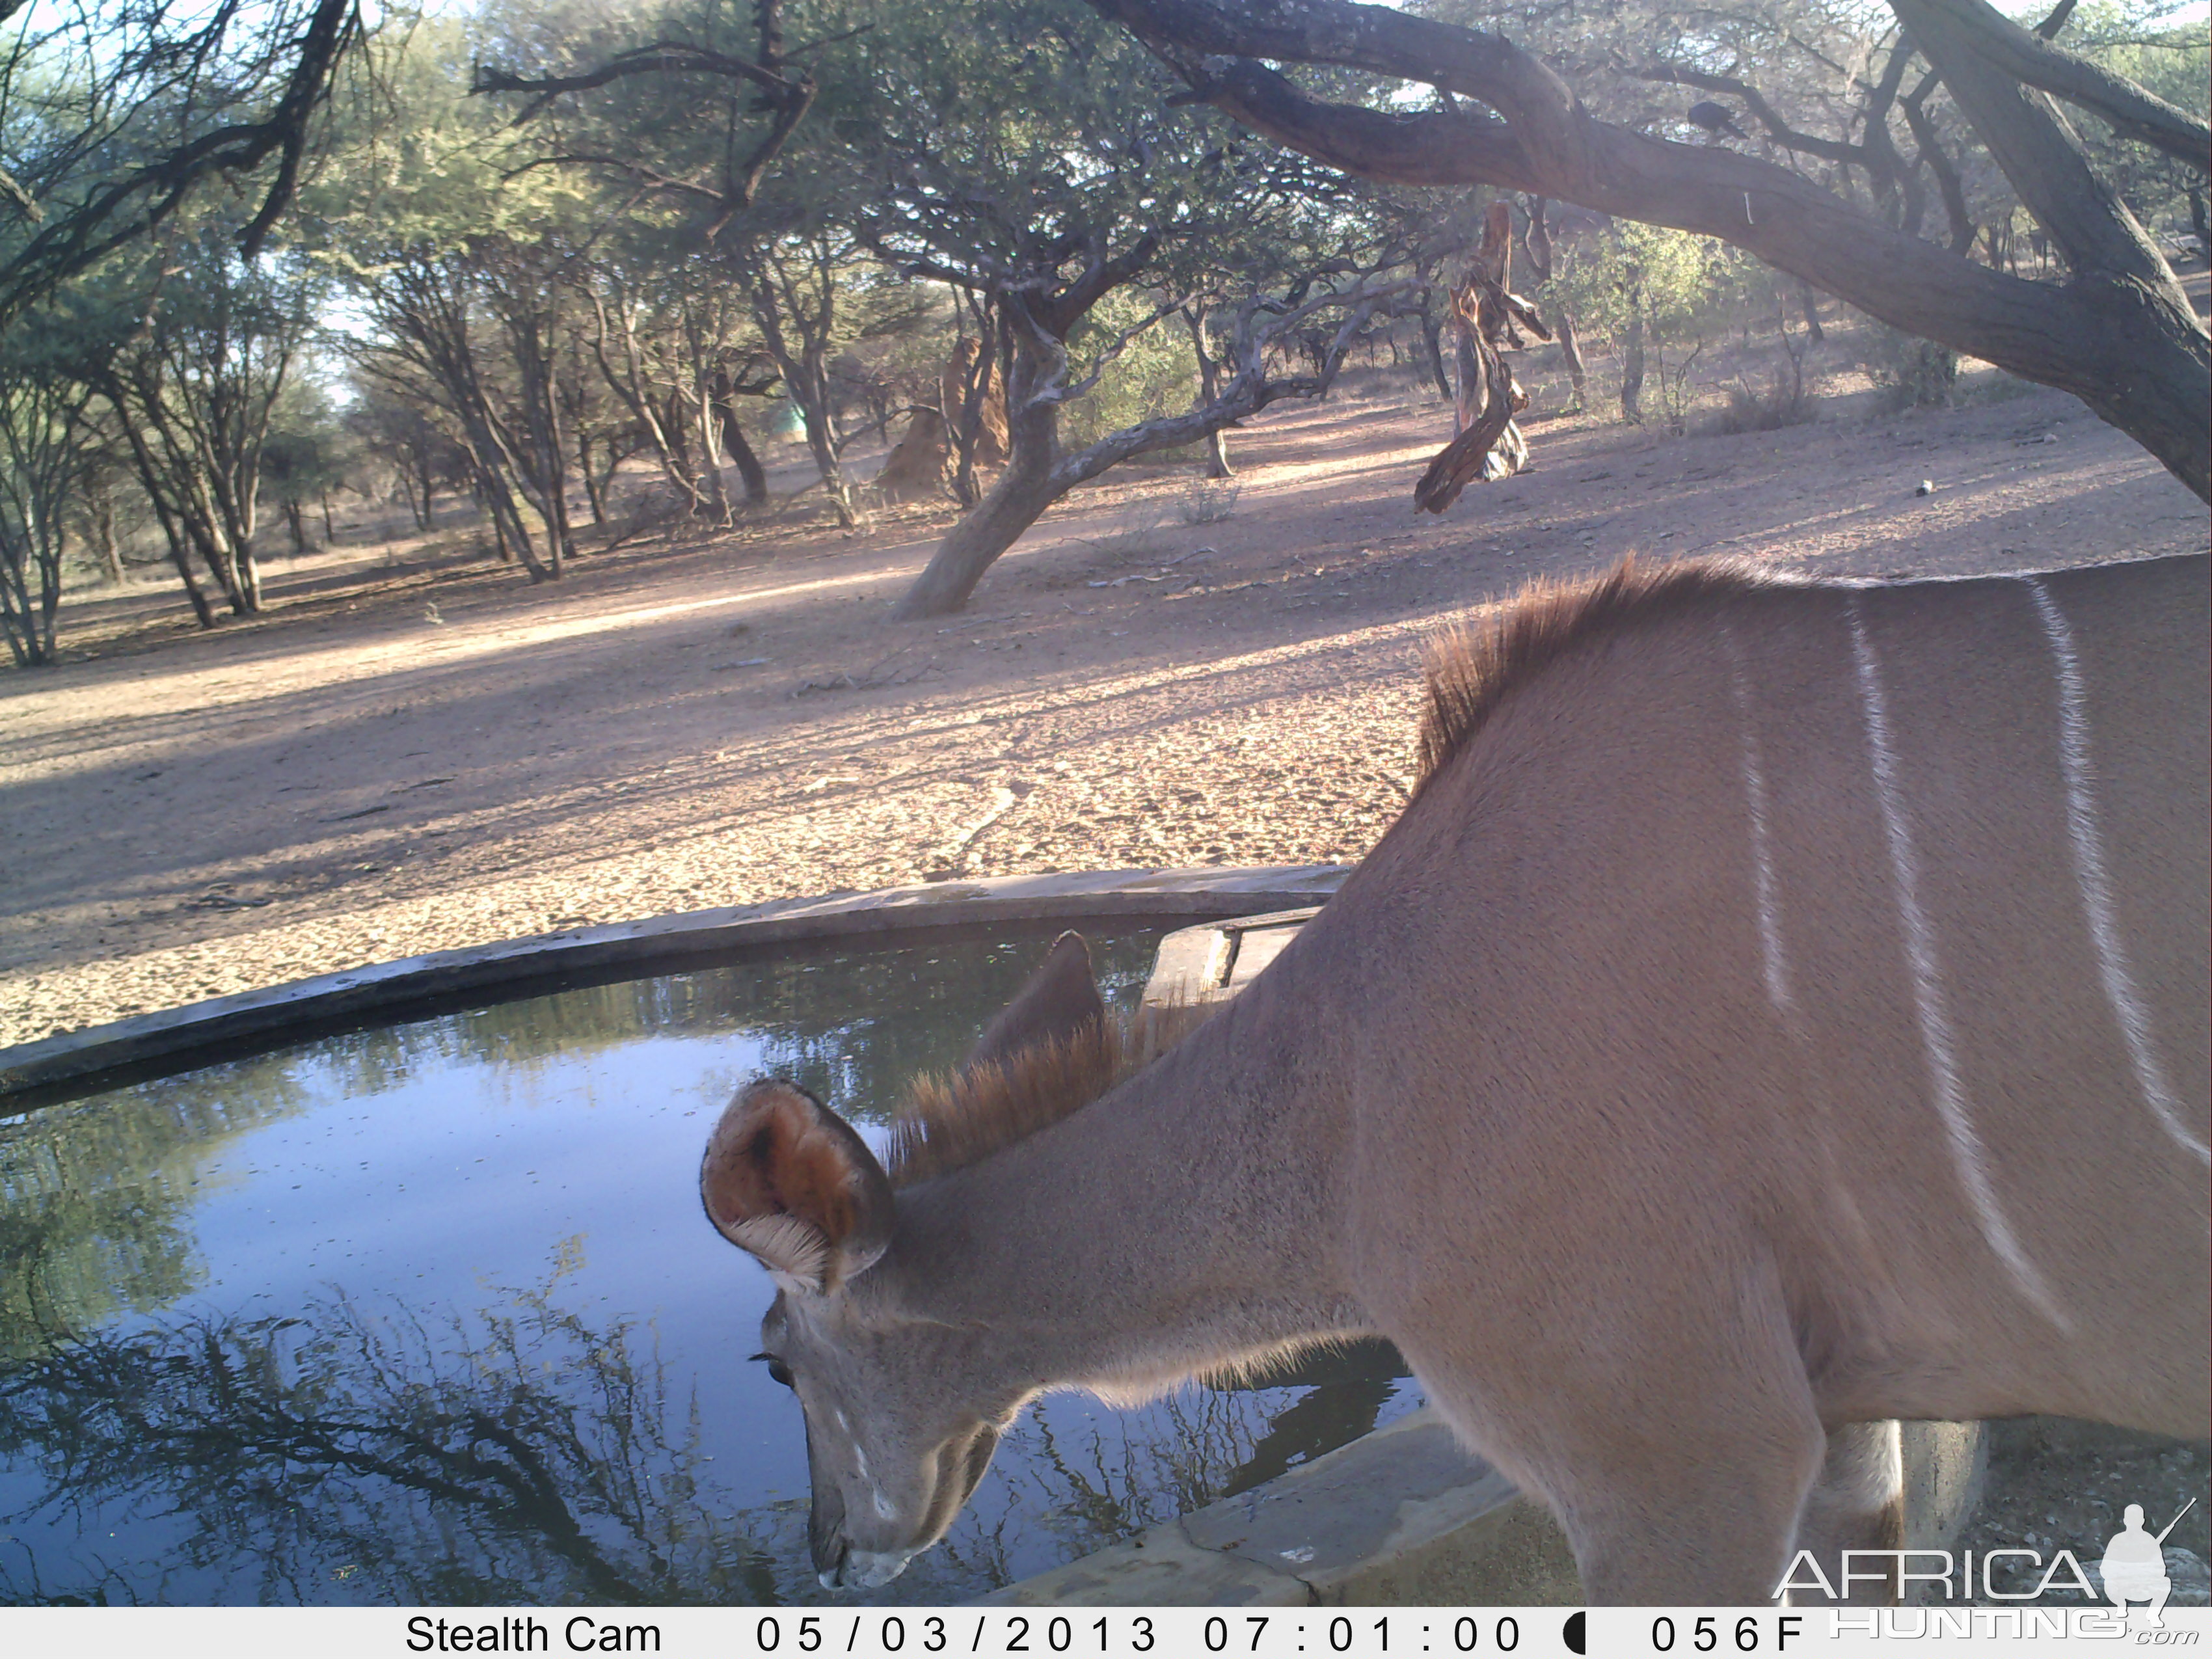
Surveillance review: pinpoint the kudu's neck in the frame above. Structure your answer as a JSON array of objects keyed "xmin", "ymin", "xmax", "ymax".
[{"xmin": 872, "ymin": 971, "xmax": 1366, "ymax": 1401}]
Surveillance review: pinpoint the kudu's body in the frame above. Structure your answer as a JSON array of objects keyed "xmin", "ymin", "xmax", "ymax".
[{"xmin": 703, "ymin": 554, "xmax": 2210, "ymax": 1603}]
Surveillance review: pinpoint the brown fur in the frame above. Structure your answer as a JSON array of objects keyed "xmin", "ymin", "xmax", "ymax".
[
  {"xmin": 702, "ymin": 1083, "xmax": 858, "ymax": 1238},
  {"xmin": 886, "ymin": 1001, "xmax": 1216, "ymax": 1189},
  {"xmin": 701, "ymin": 1080, "xmax": 896, "ymax": 1289},
  {"xmin": 1416, "ymin": 555, "xmax": 1768, "ymax": 790},
  {"xmin": 965, "ymin": 931, "xmax": 1105, "ymax": 1072}
]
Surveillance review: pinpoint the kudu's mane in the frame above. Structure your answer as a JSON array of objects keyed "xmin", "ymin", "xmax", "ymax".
[
  {"xmin": 885, "ymin": 1001, "xmax": 1217, "ymax": 1188},
  {"xmin": 1416, "ymin": 556, "xmax": 1769, "ymax": 790}
]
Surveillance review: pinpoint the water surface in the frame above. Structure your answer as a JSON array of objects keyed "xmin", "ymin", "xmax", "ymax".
[{"xmin": 0, "ymin": 930, "xmax": 1417, "ymax": 1606}]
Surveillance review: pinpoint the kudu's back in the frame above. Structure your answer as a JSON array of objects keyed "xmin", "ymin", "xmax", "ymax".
[{"xmin": 1280, "ymin": 556, "xmax": 2206, "ymax": 1589}]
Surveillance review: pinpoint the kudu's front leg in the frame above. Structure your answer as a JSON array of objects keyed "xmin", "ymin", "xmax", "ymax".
[
  {"xmin": 1407, "ymin": 1299, "xmax": 1831, "ymax": 1603},
  {"xmin": 1541, "ymin": 1422, "xmax": 1828, "ymax": 1604},
  {"xmin": 1788, "ymin": 1420, "xmax": 1906, "ymax": 1604}
]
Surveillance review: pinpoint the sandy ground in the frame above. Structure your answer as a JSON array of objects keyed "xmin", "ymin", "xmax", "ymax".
[{"xmin": 3, "ymin": 366, "xmax": 2206, "ymax": 1049}]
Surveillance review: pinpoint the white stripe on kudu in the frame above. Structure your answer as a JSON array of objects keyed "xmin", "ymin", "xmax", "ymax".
[
  {"xmin": 1721, "ymin": 626, "xmax": 1797, "ymax": 1020},
  {"xmin": 1847, "ymin": 599, "xmax": 2070, "ymax": 1329},
  {"xmin": 2023, "ymin": 577, "xmax": 2210, "ymax": 1165}
]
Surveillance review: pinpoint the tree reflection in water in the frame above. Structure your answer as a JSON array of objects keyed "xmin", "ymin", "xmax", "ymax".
[
  {"xmin": 934, "ymin": 1343, "xmax": 1413, "ymax": 1591},
  {"xmin": 0, "ymin": 1265, "xmax": 779, "ymax": 1606},
  {"xmin": 0, "ymin": 1276, "xmax": 1413, "ymax": 1608},
  {"xmin": 0, "ymin": 931, "xmax": 1420, "ymax": 1604},
  {"xmin": 0, "ymin": 1062, "xmax": 310, "ymax": 1363}
]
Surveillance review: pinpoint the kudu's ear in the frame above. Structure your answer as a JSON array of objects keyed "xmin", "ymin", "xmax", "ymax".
[
  {"xmin": 700, "ymin": 1079, "xmax": 895, "ymax": 1295},
  {"xmin": 965, "ymin": 930, "xmax": 1105, "ymax": 1072}
]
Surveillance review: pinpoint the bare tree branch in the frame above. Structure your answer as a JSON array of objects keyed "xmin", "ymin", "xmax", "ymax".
[
  {"xmin": 0, "ymin": 0, "xmax": 359, "ymax": 330},
  {"xmin": 471, "ymin": 20, "xmax": 816, "ymax": 217},
  {"xmin": 1633, "ymin": 65, "xmax": 1864, "ymax": 168},
  {"xmin": 471, "ymin": 43, "xmax": 795, "ymax": 118},
  {"xmin": 1899, "ymin": 72, "xmax": 1976, "ymax": 252},
  {"xmin": 1934, "ymin": 0, "xmax": 2209, "ymax": 173},
  {"xmin": 1051, "ymin": 276, "xmax": 1413, "ymax": 489}
]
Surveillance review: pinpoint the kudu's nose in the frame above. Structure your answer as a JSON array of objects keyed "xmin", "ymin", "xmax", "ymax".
[
  {"xmin": 815, "ymin": 1537, "xmax": 850, "ymax": 1592},
  {"xmin": 809, "ymin": 1479, "xmax": 850, "ymax": 1587}
]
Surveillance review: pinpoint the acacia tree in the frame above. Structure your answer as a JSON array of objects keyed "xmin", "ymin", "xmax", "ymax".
[
  {"xmin": 354, "ymin": 249, "xmax": 566, "ymax": 578},
  {"xmin": 828, "ymin": 0, "xmax": 1420, "ymax": 616},
  {"xmin": 0, "ymin": 317, "xmax": 95, "ymax": 664},
  {"xmin": 468, "ymin": 0, "xmax": 837, "ymax": 513},
  {"xmin": 1083, "ymin": 0, "xmax": 2211, "ymax": 503},
  {"xmin": 80, "ymin": 227, "xmax": 314, "ymax": 617},
  {"xmin": 347, "ymin": 381, "xmax": 470, "ymax": 532},
  {"xmin": 321, "ymin": 16, "xmax": 615, "ymax": 580},
  {"xmin": 260, "ymin": 381, "xmax": 351, "ymax": 552}
]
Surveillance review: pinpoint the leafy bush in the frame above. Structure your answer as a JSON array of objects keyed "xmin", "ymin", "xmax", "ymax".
[
  {"xmin": 1060, "ymin": 290, "xmax": 1198, "ymax": 450},
  {"xmin": 1868, "ymin": 327, "xmax": 1960, "ymax": 411},
  {"xmin": 1719, "ymin": 369, "xmax": 1814, "ymax": 433}
]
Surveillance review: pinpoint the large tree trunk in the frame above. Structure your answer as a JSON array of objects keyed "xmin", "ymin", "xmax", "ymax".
[
  {"xmin": 1421, "ymin": 304, "xmax": 1453, "ymax": 400},
  {"xmin": 749, "ymin": 276, "xmax": 855, "ymax": 526},
  {"xmin": 1620, "ymin": 307, "xmax": 1647, "ymax": 425},
  {"xmin": 236, "ymin": 541, "xmax": 264, "ymax": 610},
  {"xmin": 712, "ymin": 373, "xmax": 771, "ymax": 507},
  {"xmin": 92, "ymin": 494, "xmax": 123, "ymax": 584},
  {"xmin": 893, "ymin": 342, "xmax": 1065, "ymax": 620},
  {"xmin": 726, "ymin": 417, "xmax": 769, "ymax": 507},
  {"xmin": 945, "ymin": 328, "xmax": 1010, "ymax": 509},
  {"xmin": 1798, "ymin": 278, "xmax": 1826, "ymax": 344},
  {"xmin": 578, "ymin": 429, "xmax": 606, "ymax": 526},
  {"xmin": 698, "ymin": 390, "xmax": 735, "ymax": 525},
  {"xmin": 154, "ymin": 512, "xmax": 215, "ymax": 628}
]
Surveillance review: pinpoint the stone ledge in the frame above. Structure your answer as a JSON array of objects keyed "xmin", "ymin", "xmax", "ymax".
[
  {"xmin": 977, "ymin": 1409, "xmax": 1569, "ymax": 1608},
  {"xmin": 977, "ymin": 1406, "xmax": 1988, "ymax": 1608},
  {"xmin": 0, "ymin": 864, "xmax": 1350, "ymax": 1101}
]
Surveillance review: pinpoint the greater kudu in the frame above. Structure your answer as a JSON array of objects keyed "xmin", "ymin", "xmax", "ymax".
[{"xmin": 701, "ymin": 554, "xmax": 2210, "ymax": 1602}]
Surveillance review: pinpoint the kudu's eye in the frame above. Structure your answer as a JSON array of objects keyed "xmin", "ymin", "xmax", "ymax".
[{"xmin": 752, "ymin": 1352, "xmax": 796, "ymax": 1388}]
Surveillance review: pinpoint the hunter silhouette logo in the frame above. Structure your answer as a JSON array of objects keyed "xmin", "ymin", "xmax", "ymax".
[
  {"xmin": 2100, "ymin": 1498, "xmax": 2196, "ymax": 1627},
  {"xmin": 1771, "ymin": 1494, "xmax": 2200, "ymax": 1608}
]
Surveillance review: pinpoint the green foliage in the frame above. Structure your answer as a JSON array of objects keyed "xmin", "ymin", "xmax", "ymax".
[
  {"xmin": 2069, "ymin": 2, "xmax": 2211, "ymax": 236},
  {"xmin": 1868, "ymin": 325, "xmax": 1960, "ymax": 411},
  {"xmin": 10, "ymin": 0, "xmax": 2202, "ymax": 615},
  {"xmin": 0, "ymin": 1064, "xmax": 312, "ymax": 1360},
  {"xmin": 1061, "ymin": 291, "xmax": 1199, "ymax": 450},
  {"xmin": 0, "ymin": 1277, "xmax": 775, "ymax": 1604}
]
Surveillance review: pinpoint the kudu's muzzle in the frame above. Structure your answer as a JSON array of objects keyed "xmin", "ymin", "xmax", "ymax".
[{"xmin": 808, "ymin": 1421, "xmax": 1004, "ymax": 1591}]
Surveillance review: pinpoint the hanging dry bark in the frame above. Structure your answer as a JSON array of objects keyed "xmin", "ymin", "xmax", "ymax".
[{"xmin": 1417, "ymin": 201, "xmax": 1551, "ymax": 513}]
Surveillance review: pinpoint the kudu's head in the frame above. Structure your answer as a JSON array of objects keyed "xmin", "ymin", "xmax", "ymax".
[{"xmin": 698, "ymin": 932, "xmax": 1109, "ymax": 1590}]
